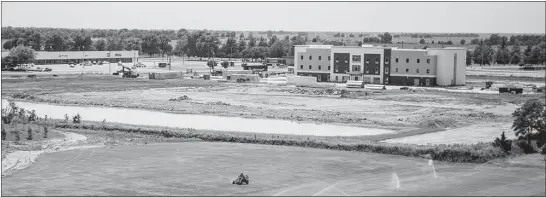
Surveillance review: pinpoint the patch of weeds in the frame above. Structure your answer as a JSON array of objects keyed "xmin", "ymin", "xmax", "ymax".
[{"xmin": 169, "ymin": 95, "xmax": 191, "ymax": 101}]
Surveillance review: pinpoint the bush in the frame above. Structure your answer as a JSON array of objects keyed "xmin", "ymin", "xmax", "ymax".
[
  {"xmin": 492, "ymin": 131, "xmax": 511, "ymax": 152},
  {"xmin": 72, "ymin": 114, "xmax": 81, "ymax": 124},
  {"xmin": 43, "ymin": 126, "xmax": 48, "ymax": 138},
  {"xmin": 27, "ymin": 110, "xmax": 37, "ymax": 122},
  {"xmin": 12, "ymin": 92, "xmax": 37, "ymax": 100},
  {"xmin": 11, "ymin": 130, "xmax": 20, "ymax": 142},
  {"xmin": 1, "ymin": 127, "xmax": 6, "ymax": 140},
  {"xmin": 64, "ymin": 114, "xmax": 69, "ymax": 122},
  {"xmin": 27, "ymin": 128, "xmax": 33, "ymax": 140},
  {"xmin": 517, "ymin": 140, "xmax": 537, "ymax": 154}
]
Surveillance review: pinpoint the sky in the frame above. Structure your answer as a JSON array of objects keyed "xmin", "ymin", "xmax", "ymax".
[{"xmin": 1, "ymin": 2, "xmax": 545, "ymax": 34}]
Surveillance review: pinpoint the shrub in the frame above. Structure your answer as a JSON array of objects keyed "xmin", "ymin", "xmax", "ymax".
[
  {"xmin": 1, "ymin": 127, "xmax": 6, "ymax": 140},
  {"xmin": 27, "ymin": 128, "xmax": 33, "ymax": 140},
  {"xmin": 12, "ymin": 92, "xmax": 37, "ymax": 100},
  {"xmin": 27, "ymin": 110, "xmax": 37, "ymax": 122},
  {"xmin": 517, "ymin": 140, "xmax": 537, "ymax": 154},
  {"xmin": 72, "ymin": 114, "xmax": 81, "ymax": 124},
  {"xmin": 169, "ymin": 95, "xmax": 191, "ymax": 101},
  {"xmin": 11, "ymin": 130, "xmax": 20, "ymax": 142},
  {"xmin": 43, "ymin": 126, "xmax": 48, "ymax": 138},
  {"xmin": 64, "ymin": 114, "xmax": 69, "ymax": 122},
  {"xmin": 492, "ymin": 131, "xmax": 511, "ymax": 152}
]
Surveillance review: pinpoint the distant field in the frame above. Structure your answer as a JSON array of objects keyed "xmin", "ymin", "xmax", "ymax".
[{"xmin": 2, "ymin": 141, "xmax": 544, "ymax": 196}]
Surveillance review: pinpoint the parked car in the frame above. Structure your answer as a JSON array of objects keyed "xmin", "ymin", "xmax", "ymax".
[{"xmin": 44, "ymin": 68, "xmax": 52, "ymax": 72}]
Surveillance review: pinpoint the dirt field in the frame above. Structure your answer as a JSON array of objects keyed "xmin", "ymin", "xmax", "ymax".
[
  {"xmin": 3, "ymin": 74, "xmax": 544, "ymax": 145},
  {"xmin": 2, "ymin": 141, "xmax": 544, "ymax": 196}
]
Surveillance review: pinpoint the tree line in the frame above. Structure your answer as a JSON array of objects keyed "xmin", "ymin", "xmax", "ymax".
[{"xmin": 467, "ymin": 38, "xmax": 546, "ymax": 66}]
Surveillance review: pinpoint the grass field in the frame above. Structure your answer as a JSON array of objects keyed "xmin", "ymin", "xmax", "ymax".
[{"xmin": 2, "ymin": 141, "xmax": 544, "ymax": 196}]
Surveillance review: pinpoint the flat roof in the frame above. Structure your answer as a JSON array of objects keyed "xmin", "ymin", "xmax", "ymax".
[
  {"xmin": 294, "ymin": 45, "xmax": 333, "ymax": 48},
  {"xmin": 1, "ymin": 50, "xmax": 138, "ymax": 60}
]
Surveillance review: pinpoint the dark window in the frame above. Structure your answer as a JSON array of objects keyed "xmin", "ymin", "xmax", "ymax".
[
  {"xmin": 328, "ymin": 66, "xmax": 331, "ymax": 70},
  {"xmin": 427, "ymin": 59, "xmax": 431, "ymax": 64},
  {"xmin": 309, "ymin": 65, "xmax": 312, "ymax": 69},
  {"xmin": 328, "ymin": 56, "xmax": 331, "ymax": 60},
  {"xmin": 352, "ymin": 55, "xmax": 361, "ymax": 62},
  {"xmin": 300, "ymin": 56, "xmax": 303, "ymax": 60},
  {"xmin": 417, "ymin": 59, "xmax": 420, "ymax": 63},
  {"xmin": 309, "ymin": 56, "xmax": 312, "ymax": 60},
  {"xmin": 385, "ymin": 58, "xmax": 390, "ymax": 64},
  {"xmin": 365, "ymin": 67, "xmax": 370, "ymax": 74},
  {"xmin": 406, "ymin": 68, "xmax": 409, "ymax": 73},
  {"xmin": 385, "ymin": 67, "xmax": 389, "ymax": 74},
  {"xmin": 375, "ymin": 57, "xmax": 379, "ymax": 64},
  {"xmin": 335, "ymin": 76, "xmax": 338, "ymax": 81},
  {"xmin": 395, "ymin": 68, "xmax": 398, "ymax": 72},
  {"xmin": 365, "ymin": 58, "xmax": 370, "ymax": 64},
  {"xmin": 375, "ymin": 67, "xmax": 379, "ymax": 74},
  {"xmin": 416, "ymin": 69, "xmax": 420, "ymax": 73},
  {"xmin": 427, "ymin": 69, "xmax": 430, "ymax": 74},
  {"xmin": 300, "ymin": 65, "xmax": 303, "ymax": 69},
  {"xmin": 319, "ymin": 56, "xmax": 322, "ymax": 60},
  {"xmin": 395, "ymin": 58, "xmax": 399, "ymax": 63},
  {"xmin": 319, "ymin": 65, "xmax": 322, "ymax": 70},
  {"xmin": 406, "ymin": 58, "xmax": 409, "ymax": 63}
]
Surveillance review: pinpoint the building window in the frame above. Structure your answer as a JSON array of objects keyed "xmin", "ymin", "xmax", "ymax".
[
  {"xmin": 352, "ymin": 55, "xmax": 361, "ymax": 62},
  {"xmin": 395, "ymin": 68, "xmax": 399, "ymax": 72},
  {"xmin": 352, "ymin": 65, "xmax": 361, "ymax": 71},
  {"xmin": 427, "ymin": 59, "xmax": 431, "ymax": 64},
  {"xmin": 300, "ymin": 65, "xmax": 303, "ymax": 69},
  {"xmin": 406, "ymin": 68, "xmax": 409, "ymax": 73},
  {"xmin": 427, "ymin": 69, "xmax": 430, "ymax": 74},
  {"xmin": 395, "ymin": 58, "xmax": 399, "ymax": 63},
  {"xmin": 309, "ymin": 65, "xmax": 312, "ymax": 69},
  {"xmin": 416, "ymin": 69, "xmax": 420, "ymax": 73},
  {"xmin": 345, "ymin": 67, "xmax": 349, "ymax": 72},
  {"xmin": 385, "ymin": 67, "xmax": 389, "ymax": 74},
  {"xmin": 328, "ymin": 56, "xmax": 331, "ymax": 60},
  {"xmin": 335, "ymin": 68, "xmax": 339, "ymax": 72},
  {"xmin": 301, "ymin": 56, "xmax": 303, "ymax": 60},
  {"xmin": 417, "ymin": 59, "xmax": 420, "ymax": 63},
  {"xmin": 319, "ymin": 56, "xmax": 322, "ymax": 60},
  {"xmin": 335, "ymin": 57, "xmax": 339, "ymax": 63},
  {"xmin": 335, "ymin": 76, "xmax": 338, "ymax": 81},
  {"xmin": 365, "ymin": 67, "xmax": 370, "ymax": 74},
  {"xmin": 365, "ymin": 58, "xmax": 370, "ymax": 64},
  {"xmin": 375, "ymin": 67, "xmax": 379, "ymax": 74},
  {"xmin": 309, "ymin": 56, "xmax": 312, "ymax": 60},
  {"xmin": 375, "ymin": 57, "xmax": 379, "ymax": 64},
  {"xmin": 319, "ymin": 65, "xmax": 322, "ymax": 70},
  {"xmin": 406, "ymin": 58, "xmax": 409, "ymax": 63},
  {"xmin": 385, "ymin": 58, "xmax": 390, "ymax": 64},
  {"xmin": 328, "ymin": 66, "xmax": 331, "ymax": 70}
]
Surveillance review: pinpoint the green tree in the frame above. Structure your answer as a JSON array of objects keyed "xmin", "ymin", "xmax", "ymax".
[
  {"xmin": 8, "ymin": 45, "xmax": 37, "ymax": 64},
  {"xmin": 419, "ymin": 39, "xmax": 425, "ymax": 44},
  {"xmin": 207, "ymin": 60, "xmax": 217, "ymax": 73},
  {"xmin": 159, "ymin": 34, "xmax": 172, "ymax": 57},
  {"xmin": 380, "ymin": 32, "xmax": 392, "ymax": 43},
  {"xmin": 473, "ymin": 41, "xmax": 493, "ymax": 65},
  {"xmin": 466, "ymin": 50, "xmax": 472, "ymax": 66},
  {"xmin": 512, "ymin": 99, "xmax": 546, "ymax": 148},
  {"xmin": 3, "ymin": 39, "xmax": 14, "ymax": 50},
  {"xmin": 125, "ymin": 37, "xmax": 142, "ymax": 52},
  {"xmin": 94, "ymin": 39, "xmax": 107, "ymax": 51},
  {"xmin": 470, "ymin": 38, "xmax": 479, "ymax": 45},
  {"xmin": 142, "ymin": 34, "xmax": 161, "ymax": 57},
  {"xmin": 174, "ymin": 39, "xmax": 187, "ymax": 56},
  {"xmin": 460, "ymin": 39, "xmax": 466, "ymax": 45},
  {"xmin": 510, "ymin": 45, "xmax": 522, "ymax": 65}
]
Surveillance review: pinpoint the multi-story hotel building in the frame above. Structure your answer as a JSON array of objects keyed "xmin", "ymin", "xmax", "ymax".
[{"xmin": 294, "ymin": 45, "xmax": 466, "ymax": 86}]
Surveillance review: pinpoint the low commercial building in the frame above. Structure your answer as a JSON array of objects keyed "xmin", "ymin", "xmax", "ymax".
[
  {"xmin": 294, "ymin": 45, "xmax": 466, "ymax": 86},
  {"xmin": 1, "ymin": 50, "xmax": 139, "ymax": 65}
]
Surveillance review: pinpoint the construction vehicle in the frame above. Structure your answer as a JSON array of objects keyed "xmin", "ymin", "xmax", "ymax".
[
  {"xmin": 232, "ymin": 173, "xmax": 249, "ymax": 185},
  {"xmin": 114, "ymin": 65, "xmax": 139, "ymax": 78}
]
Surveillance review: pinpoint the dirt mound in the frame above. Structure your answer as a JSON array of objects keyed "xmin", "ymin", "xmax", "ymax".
[{"xmin": 169, "ymin": 95, "xmax": 191, "ymax": 101}]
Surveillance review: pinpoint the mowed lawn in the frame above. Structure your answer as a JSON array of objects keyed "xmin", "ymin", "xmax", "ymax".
[{"xmin": 2, "ymin": 142, "xmax": 544, "ymax": 196}]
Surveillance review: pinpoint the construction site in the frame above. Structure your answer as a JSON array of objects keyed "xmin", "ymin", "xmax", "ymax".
[
  {"xmin": 1, "ymin": 1, "xmax": 546, "ymax": 195},
  {"xmin": 1, "ymin": 51, "xmax": 545, "ymax": 195}
]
